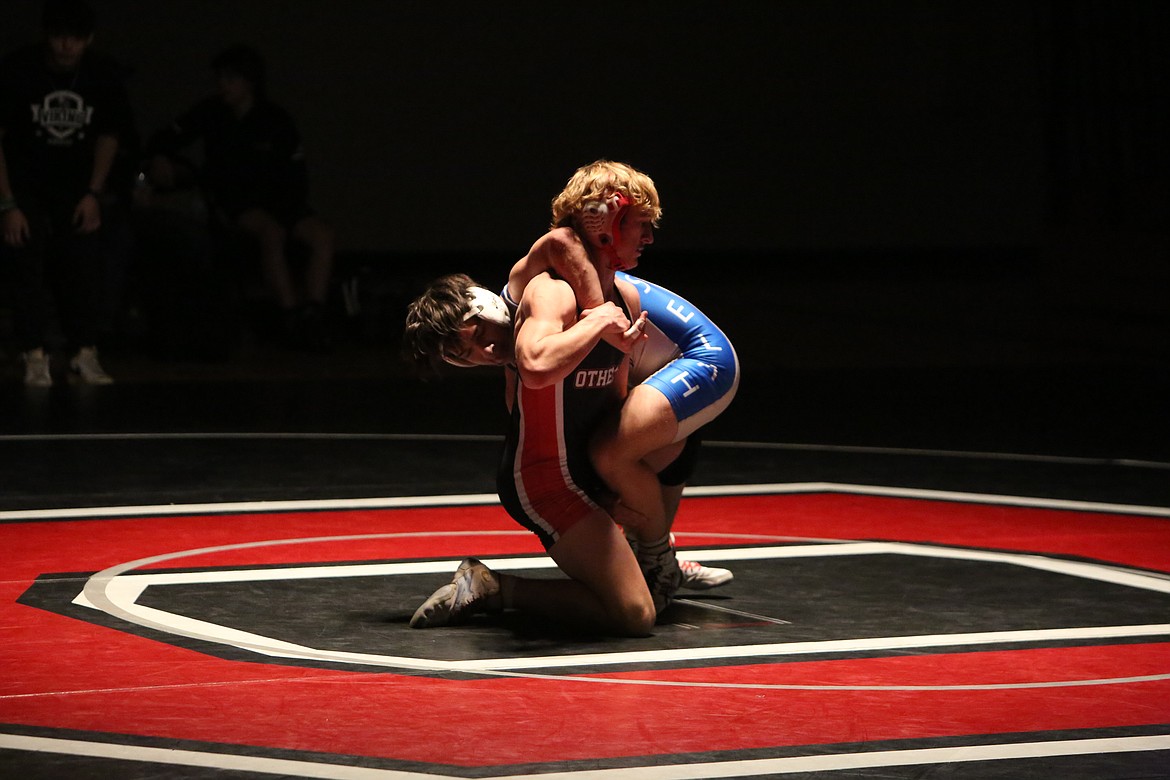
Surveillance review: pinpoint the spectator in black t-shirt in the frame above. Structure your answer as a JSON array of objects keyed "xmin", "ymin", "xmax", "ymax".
[
  {"xmin": 0, "ymin": 0, "xmax": 134, "ymax": 386},
  {"xmin": 147, "ymin": 44, "xmax": 335, "ymax": 349}
]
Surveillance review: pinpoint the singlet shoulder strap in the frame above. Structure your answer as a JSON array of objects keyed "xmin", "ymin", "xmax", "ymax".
[{"xmin": 611, "ymin": 278, "xmax": 633, "ymax": 320}]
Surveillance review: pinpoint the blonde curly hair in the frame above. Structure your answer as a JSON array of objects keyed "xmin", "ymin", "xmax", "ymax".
[{"xmin": 549, "ymin": 160, "xmax": 662, "ymax": 230}]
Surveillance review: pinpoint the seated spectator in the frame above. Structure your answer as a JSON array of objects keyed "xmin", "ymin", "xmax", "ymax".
[{"xmin": 146, "ymin": 44, "xmax": 334, "ymax": 350}]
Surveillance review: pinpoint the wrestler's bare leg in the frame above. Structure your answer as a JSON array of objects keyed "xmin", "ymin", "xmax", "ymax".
[
  {"xmin": 506, "ymin": 510, "xmax": 656, "ymax": 636},
  {"xmin": 590, "ymin": 383, "xmax": 680, "ymax": 544},
  {"xmin": 659, "ymin": 482, "xmax": 685, "ymax": 527}
]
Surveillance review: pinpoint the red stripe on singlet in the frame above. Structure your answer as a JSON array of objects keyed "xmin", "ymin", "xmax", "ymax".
[{"xmin": 514, "ymin": 382, "xmax": 599, "ymax": 538}]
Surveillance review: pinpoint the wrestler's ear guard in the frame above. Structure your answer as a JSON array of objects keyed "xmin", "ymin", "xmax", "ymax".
[
  {"xmin": 464, "ymin": 287, "xmax": 511, "ymax": 327},
  {"xmin": 579, "ymin": 192, "xmax": 631, "ymax": 248}
]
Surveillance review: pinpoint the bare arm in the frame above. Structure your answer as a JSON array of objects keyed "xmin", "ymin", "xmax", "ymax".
[
  {"xmin": 508, "ymin": 227, "xmax": 605, "ymax": 309},
  {"xmin": 510, "ymin": 229, "xmax": 647, "ymax": 355},
  {"xmin": 514, "ymin": 274, "xmax": 632, "ymax": 389}
]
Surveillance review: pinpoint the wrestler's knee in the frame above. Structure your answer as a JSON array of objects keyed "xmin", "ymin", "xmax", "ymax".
[{"xmin": 610, "ymin": 590, "xmax": 656, "ymax": 637}]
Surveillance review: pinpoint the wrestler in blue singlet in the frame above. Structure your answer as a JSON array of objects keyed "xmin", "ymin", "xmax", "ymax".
[
  {"xmin": 618, "ymin": 272, "xmax": 739, "ymax": 441},
  {"xmin": 501, "ymin": 274, "xmax": 739, "ymax": 441}
]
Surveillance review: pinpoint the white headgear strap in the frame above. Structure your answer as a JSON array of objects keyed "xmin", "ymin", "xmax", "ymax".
[{"xmin": 464, "ymin": 286, "xmax": 511, "ymax": 327}]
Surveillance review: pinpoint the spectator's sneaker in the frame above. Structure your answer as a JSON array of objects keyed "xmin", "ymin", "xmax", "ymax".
[
  {"xmin": 410, "ymin": 558, "xmax": 499, "ymax": 628},
  {"xmin": 70, "ymin": 347, "xmax": 114, "ymax": 385},
  {"xmin": 679, "ymin": 559, "xmax": 734, "ymax": 590},
  {"xmin": 23, "ymin": 350, "xmax": 52, "ymax": 388}
]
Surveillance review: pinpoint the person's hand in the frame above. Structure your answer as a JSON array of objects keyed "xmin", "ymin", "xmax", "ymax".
[
  {"xmin": 73, "ymin": 193, "xmax": 101, "ymax": 234},
  {"xmin": 611, "ymin": 310, "xmax": 648, "ymax": 353},
  {"xmin": 585, "ymin": 304, "xmax": 650, "ymax": 355},
  {"xmin": 2, "ymin": 208, "xmax": 30, "ymax": 247},
  {"xmin": 580, "ymin": 301, "xmax": 633, "ymax": 344}
]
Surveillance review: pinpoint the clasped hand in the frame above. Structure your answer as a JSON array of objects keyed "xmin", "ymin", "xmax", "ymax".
[{"xmin": 582, "ymin": 301, "xmax": 648, "ymax": 353}]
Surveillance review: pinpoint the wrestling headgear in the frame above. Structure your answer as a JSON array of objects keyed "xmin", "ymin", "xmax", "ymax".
[
  {"xmin": 579, "ymin": 191, "xmax": 630, "ymax": 249},
  {"xmin": 463, "ymin": 286, "xmax": 511, "ymax": 327}
]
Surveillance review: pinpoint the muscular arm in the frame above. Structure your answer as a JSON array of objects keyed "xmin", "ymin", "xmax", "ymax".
[
  {"xmin": 514, "ymin": 273, "xmax": 631, "ymax": 389},
  {"xmin": 508, "ymin": 227, "xmax": 604, "ymax": 309},
  {"xmin": 510, "ymin": 229, "xmax": 646, "ymax": 356}
]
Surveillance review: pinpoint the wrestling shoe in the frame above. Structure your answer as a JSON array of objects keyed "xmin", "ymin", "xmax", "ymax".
[
  {"xmin": 636, "ymin": 535, "xmax": 682, "ymax": 614},
  {"xmin": 679, "ymin": 559, "xmax": 734, "ymax": 590},
  {"xmin": 70, "ymin": 347, "xmax": 114, "ymax": 385},
  {"xmin": 23, "ymin": 349, "xmax": 52, "ymax": 387},
  {"xmin": 409, "ymin": 558, "xmax": 499, "ymax": 628},
  {"xmin": 661, "ymin": 535, "xmax": 734, "ymax": 590}
]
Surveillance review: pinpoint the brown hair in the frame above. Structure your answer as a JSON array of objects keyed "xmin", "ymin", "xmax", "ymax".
[{"xmin": 401, "ymin": 273, "xmax": 480, "ymax": 378}]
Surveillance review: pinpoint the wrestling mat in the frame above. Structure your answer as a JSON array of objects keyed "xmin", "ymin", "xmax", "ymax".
[{"xmin": 3, "ymin": 483, "xmax": 1169, "ymax": 778}]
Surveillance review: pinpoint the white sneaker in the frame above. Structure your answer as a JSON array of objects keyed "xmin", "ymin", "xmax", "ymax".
[
  {"xmin": 410, "ymin": 558, "xmax": 500, "ymax": 628},
  {"xmin": 70, "ymin": 347, "xmax": 114, "ymax": 385},
  {"xmin": 679, "ymin": 559, "xmax": 734, "ymax": 590},
  {"xmin": 23, "ymin": 350, "xmax": 52, "ymax": 387}
]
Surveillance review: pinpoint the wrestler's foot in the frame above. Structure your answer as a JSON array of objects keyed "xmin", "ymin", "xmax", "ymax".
[
  {"xmin": 637, "ymin": 535, "xmax": 682, "ymax": 614},
  {"xmin": 409, "ymin": 558, "xmax": 500, "ymax": 628},
  {"xmin": 633, "ymin": 533, "xmax": 734, "ymax": 591},
  {"xmin": 679, "ymin": 559, "xmax": 734, "ymax": 589}
]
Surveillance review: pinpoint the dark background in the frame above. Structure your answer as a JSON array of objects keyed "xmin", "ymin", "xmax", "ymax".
[
  {"xmin": 2, "ymin": 1, "xmax": 1167, "ymax": 470},
  {"xmin": 6, "ymin": 0, "xmax": 1066, "ymax": 252}
]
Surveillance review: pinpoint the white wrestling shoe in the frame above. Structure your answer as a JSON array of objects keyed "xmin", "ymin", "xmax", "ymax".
[
  {"xmin": 679, "ymin": 559, "xmax": 734, "ymax": 590},
  {"xmin": 409, "ymin": 558, "xmax": 500, "ymax": 628}
]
